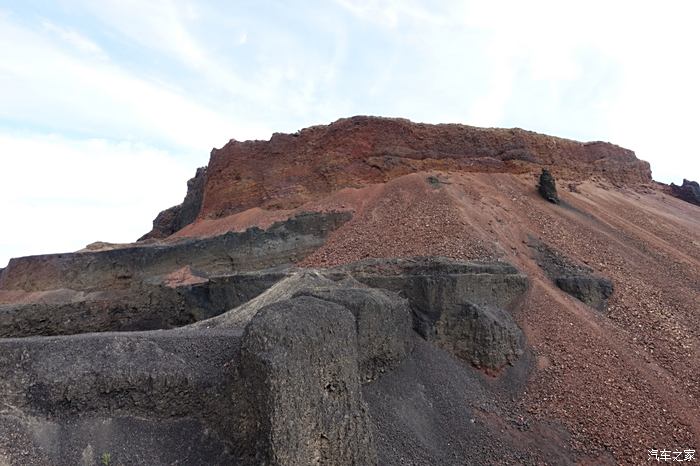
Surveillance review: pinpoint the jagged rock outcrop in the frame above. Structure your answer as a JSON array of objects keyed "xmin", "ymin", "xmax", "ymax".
[
  {"xmin": 140, "ymin": 166, "xmax": 208, "ymax": 240},
  {"xmin": 538, "ymin": 168, "xmax": 560, "ymax": 204},
  {"xmin": 190, "ymin": 270, "xmax": 416, "ymax": 383},
  {"xmin": 670, "ymin": 178, "xmax": 700, "ymax": 206},
  {"xmin": 294, "ymin": 286, "xmax": 415, "ymax": 383}
]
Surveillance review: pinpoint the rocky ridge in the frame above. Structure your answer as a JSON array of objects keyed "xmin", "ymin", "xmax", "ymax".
[
  {"xmin": 0, "ymin": 116, "xmax": 697, "ymax": 465},
  {"xmin": 142, "ymin": 116, "xmax": 651, "ymax": 238}
]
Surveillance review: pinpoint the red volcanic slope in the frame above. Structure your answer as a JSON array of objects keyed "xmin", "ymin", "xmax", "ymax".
[{"xmin": 201, "ymin": 116, "xmax": 650, "ymax": 219}]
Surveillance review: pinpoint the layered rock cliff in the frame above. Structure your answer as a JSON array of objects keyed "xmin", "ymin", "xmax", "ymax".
[{"xmin": 142, "ymin": 116, "xmax": 652, "ymax": 238}]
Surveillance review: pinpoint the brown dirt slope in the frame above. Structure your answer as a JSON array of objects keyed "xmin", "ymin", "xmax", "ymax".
[{"xmin": 302, "ymin": 171, "xmax": 699, "ymax": 464}]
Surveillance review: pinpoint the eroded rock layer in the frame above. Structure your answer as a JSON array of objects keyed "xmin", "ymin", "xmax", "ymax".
[{"xmin": 143, "ymin": 116, "xmax": 652, "ymax": 237}]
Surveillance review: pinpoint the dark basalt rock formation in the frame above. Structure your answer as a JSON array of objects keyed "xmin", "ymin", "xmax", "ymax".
[
  {"xmin": 670, "ymin": 178, "xmax": 700, "ymax": 206},
  {"xmin": 0, "ymin": 271, "xmax": 287, "ymax": 338},
  {"xmin": 333, "ymin": 257, "xmax": 528, "ymax": 371},
  {"xmin": 0, "ymin": 211, "xmax": 350, "ymax": 292},
  {"xmin": 0, "ymin": 255, "xmax": 539, "ymax": 465},
  {"xmin": 555, "ymin": 276, "xmax": 614, "ymax": 312},
  {"xmin": 0, "ymin": 212, "xmax": 350, "ymax": 338},
  {"xmin": 240, "ymin": 296, "xmax": 376, "ymax": 465},
  {"xmin": 529, "ymin": 236, "xmax": 614, "ymax": 312},
  {"xmin": 294, "ymin": 286, "xmax": 414, "ymax": 382},
  {"xmin": 538, "ymin": 168, "xmax": 560, "ymax": 204},
  {"xmin": 140, "ymin": 166, "xmax": 208, "ymax": 240}
]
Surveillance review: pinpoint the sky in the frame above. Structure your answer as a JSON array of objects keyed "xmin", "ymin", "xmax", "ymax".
[{"xmin": 1, "ymin": 0, "xmax": 699, "ymax": 267}]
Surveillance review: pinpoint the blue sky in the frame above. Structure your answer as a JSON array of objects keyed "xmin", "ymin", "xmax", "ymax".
[{"xmin": 1, "ymin": 0, "xmax": 699, "ymax": 267}]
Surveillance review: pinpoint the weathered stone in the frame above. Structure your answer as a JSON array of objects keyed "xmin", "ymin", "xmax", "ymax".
[
  {"xmin": 529, "ymin": 236, "xmax": 614, "ymax": 312},
  {"xmin": 333, "ymin": 258, "xmax": 528, "ymax": 371},
  {"xmin": 435, "ymin": 301, "xmax": 524, "ymax": 370},
  {"xmin": 193, "ymin": 270, "xmax": 415, "ymax": 383},
  {"xmin": 239, "ymin": 296, "xmax": 377, "ymax": 465},
  {"xmin": 0, "ymin": 270, "xmax": 287, "ymax": 337},
  {"xmin": 538, "ymin": 169, "xmax": 560, "ymax": 204},
  {"xmin": 0, "ymin": 330, "xmax": 243, "ymax": 465},
  {"xmin": 555, "ymin": 276, "xmax": 614, "ymax": 312},
  {"xmin": 0, "ymin": 211, "xmax": 350, "ymax": 292},
  {"xmin": 140, "ymin": 166, "xmax": 208, "ymax": 240},
  {"xmin": 294, "ymin": 286, "xmax": 415, "ymax": 382},
  {"xmin": 201, "ymin": 116, "xmax": 651, "ymax": 219},
  {"xmin": 670, "ymin": 178, "xmax": 700, "ymax": 206}
]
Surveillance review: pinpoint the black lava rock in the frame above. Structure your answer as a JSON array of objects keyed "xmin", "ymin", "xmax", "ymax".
[
  {"xmin": 538, "ymin": 169, "xmax": 560, "ymax": 204},
  {"xmin": 670, "ymin": 179, "xmax": 700, "ymax": 206}
]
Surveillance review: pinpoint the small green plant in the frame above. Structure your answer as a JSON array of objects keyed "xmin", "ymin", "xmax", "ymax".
[{"xmin": 100, "ymin": 452, "xmax": 111, "ymax": 466}]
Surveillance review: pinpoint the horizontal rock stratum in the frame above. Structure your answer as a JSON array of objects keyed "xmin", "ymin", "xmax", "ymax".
[{"xmin": 143, "ymin": 116, "xmax": 652, "ymax": 238}]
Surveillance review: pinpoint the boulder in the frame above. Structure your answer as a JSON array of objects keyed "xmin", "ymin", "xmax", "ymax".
[
  {"xmin": 670, "ymin": 178, "xmax": 700, "ymax": 206},
  {"xmin": 435, "ymin": 301, "xmax": 524, "ymax": 370},
  {"xmin": 538, "ymin": 169, "xmax": 560, "ymax": 204},
  {"xmin": 555, "ymin": 276, "xmax": 614, "ymax": 312},
  {"xmin": 529, "ymin": 236, "xmax": 614, "ymax": 311}
]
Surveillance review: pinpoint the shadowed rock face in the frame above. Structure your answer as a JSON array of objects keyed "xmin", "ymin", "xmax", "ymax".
[
  {"xmin": 434, "ymin": 301, "xmax": 524, "ymax": 370},
  {"xmin": 0, "ymin": 258, "xmax": 537, "ymax": 465},
  {"xmin": 239, "ymin": 296, "xmax": 376, "ymax": 465},
  {"xmin": 0, "ymin": 271, "xmax": 287, "ymax": 337},
  {"xmin": 292, "ymin": 286, "xmax": 414, "ymax": 383},
  {"xmin": 538, "ymin": 169, "xmax": 560, "ymax": 204},
  {"xmin": 140, "ymin": 166, "xmax": 208, "ymax": 240},
  {"xmin": 670, "ymin": 178, "xmax": 700, "ymax": 206},
  {"xmin": 0, "ymin": 330, "xmax": 244, "ymax": 465},
  {"xmin": 529, "ymin": 236, "xmax": 614, "ymax": 312},
  {"xmin": 554, "ymin": 276, "xmax": 614, "ymax": 311},
  {"xmin": 332, "ymin": 257, "xmax": 528, "ymax": 371}
]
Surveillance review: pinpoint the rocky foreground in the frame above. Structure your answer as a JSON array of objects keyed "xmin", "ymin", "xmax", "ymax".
[{"xmin": 0, "ymin": 117, "xmax": 698, "ymax": 465}]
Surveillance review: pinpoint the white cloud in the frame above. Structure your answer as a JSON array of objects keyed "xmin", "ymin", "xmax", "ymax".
[{"xmin": 0, "ymin": 133, "xmax": 195, "ymax": 267}]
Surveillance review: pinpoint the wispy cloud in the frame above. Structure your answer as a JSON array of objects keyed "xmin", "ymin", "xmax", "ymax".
[
  {"xmin": 0, "ymin": 13, "xmax": 271, "ymax": 151},
  {"xmin": 41, "ymin": 20, "xmax": 107, "ymax": 58}
]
